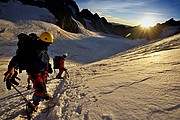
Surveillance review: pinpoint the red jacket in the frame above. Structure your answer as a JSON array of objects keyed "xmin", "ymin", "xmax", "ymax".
[{"xmin": 59, "ymin": 57, "xmax": 65, "ymax": 68}]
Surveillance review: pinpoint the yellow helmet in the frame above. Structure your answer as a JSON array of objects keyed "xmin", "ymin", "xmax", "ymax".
[{"xmin": 39, "ymin": 32, "xmax": 54, "ymax": 43}]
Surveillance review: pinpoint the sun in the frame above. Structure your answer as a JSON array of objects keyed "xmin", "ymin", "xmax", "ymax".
[{"xmin": 139, "ymin": 17, "xmax": 155, "ymax": 28}]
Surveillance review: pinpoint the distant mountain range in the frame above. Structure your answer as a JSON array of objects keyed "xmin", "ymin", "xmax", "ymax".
[{"xmin": 2, "ymin": 0, "xmax": 180, "ymax": 40}]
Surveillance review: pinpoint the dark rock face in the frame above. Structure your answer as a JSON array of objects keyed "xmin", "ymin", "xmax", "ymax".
[
  {"xmin": 78, "ymin": 9, "xmax": 113, "ymax": 33},
  {"xmin": 5, "ymin": 1, "xmax": 180, "ymax": 38},
  {"xmin": 0, "ymin": 0, "xmax": 9, "ymax": 2},
  {"xmin": 18, "ymin": 0, "xmax": 80, "ymax": 33},
  {"xmin": 46, "ymin": 0, "xmax": 79, "ymax": 33}
]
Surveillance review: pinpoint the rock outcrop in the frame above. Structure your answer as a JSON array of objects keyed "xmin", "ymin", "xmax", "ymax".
[{"xmin": 4, "ymin": 0, "xmax": 180, "ymax": 39}]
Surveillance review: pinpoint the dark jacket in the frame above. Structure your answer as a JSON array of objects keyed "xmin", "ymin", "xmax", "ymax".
[{"xmin": 8, "ymin": 49, "xmax": 50, "ymax": 74}]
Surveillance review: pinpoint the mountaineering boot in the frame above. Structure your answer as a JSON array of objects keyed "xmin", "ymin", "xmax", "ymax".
[
  {"xmin": 32, "ymin": 102, "xmax": 39, "ymax": 112},
  {"xmin": 27, "ymin": 102, "xmax": 36, "ymax": 113},
  {"xmin": 56, "ymin": 73, "xmax": 63, "ymax": 79},
  {"xmin": 56, "ymin": 75, "xmax": 63, "ymax": 79},
  {"xmin": 26, "ymin": 84, "xmax": 32, "ymax": 90},
  {"xmin": 56, "ymin": 74, "xmax": 59, "ymax": 79},
  {"xmin": 34, "ymin": 105, "xmax": 38, "ymax": 112},
  {"xmin": 42, "ymin": 93, "xmax": 52, "ymax": 101}
]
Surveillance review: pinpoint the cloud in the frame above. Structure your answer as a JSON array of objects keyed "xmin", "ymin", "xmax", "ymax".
[
  {"xmin": 104, "ymin": 15, "xmax": 135, "ymax": 26},
  {"xmin": 78, "ymin": 0, "xmax": 163, "ymax": 19},
  {"xmin": 77, "ymin": 0, "xmax": 179, "ymax": 26},
  {"xmin": 78, "ymin": 0, "xmax": 146, "ymax": 14},
  {"xmin": 78, "ymin": 0, "xmax": 160, "ymax": 25}
]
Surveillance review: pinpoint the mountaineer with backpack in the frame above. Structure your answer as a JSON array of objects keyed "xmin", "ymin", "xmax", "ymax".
[
  {"xmin": 26, "ymin": 33, "xmax": 39, "ymax": 90},
  {"xmin": 3, "ymin": 32, "xmax": 54, "ymax": 113},
  {"xmin": 54, "ymin": 53, "xmax": 69, "ymax": 79}
]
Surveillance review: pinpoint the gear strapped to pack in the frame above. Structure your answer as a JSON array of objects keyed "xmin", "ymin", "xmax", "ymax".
[
  {"xmin": 16, "ymin": 33, "xmax": 39, "ymax": 73},
  {"xmin": 16, "ymin": 32, "xmax": 54, "ymax": 73}
]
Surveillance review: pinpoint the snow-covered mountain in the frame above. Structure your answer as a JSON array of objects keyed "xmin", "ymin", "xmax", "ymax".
[{"xmin": 0, "ymin": 1, "xmax": 179, "ymax": 120}]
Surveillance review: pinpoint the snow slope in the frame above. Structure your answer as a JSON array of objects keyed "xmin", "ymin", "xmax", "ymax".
[
  {"xmin": 0, "ymin": 1, "xmax": 179, "ymax": 120},
  {"xmin": 72, "ymin": 34, "xmax": 180, "ymax": 120},
  {"xmin": 0, "ymin": 1, "xmax": 56, "ymax": 23}
]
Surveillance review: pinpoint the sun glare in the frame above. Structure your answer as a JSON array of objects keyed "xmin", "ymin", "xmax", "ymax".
[{"xmin": 140, "ymin": 17, "xmax": 155, "ymax": 28}]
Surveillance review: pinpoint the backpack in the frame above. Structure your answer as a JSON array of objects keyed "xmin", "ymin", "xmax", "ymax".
[
  {"xmin": 53, "ymin": 56, "xmax": 63, "ymax": 69},
  {"xmin": 16, "ymin": 33, "xmax": 38, "ymax": 73}
]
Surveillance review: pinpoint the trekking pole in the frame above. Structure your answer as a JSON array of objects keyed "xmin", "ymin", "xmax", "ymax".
[
  {"xmin": 8, "ymin": 80, "xmax": 29, "ymax": 103},
  {"xmin": 8, "ymin": 81, "xmax": 34, "ymax": 120}
]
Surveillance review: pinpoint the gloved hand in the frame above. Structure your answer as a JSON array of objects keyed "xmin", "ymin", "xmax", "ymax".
[
  {"xmin": 4, "ymin": 67, "xmax": 15, "ymax": 82},
  {"xmin": 63, "ymin": 68, "xmax": 69, "ymax": 78},
  {"xmin": 63, "ymin": 67, "xmax": 67, "ymax": 71},
  {"xmin": 48, "ymin": 64, "xmax": 53, "ymax": 74},
  {"xmin": 5, "ymin": 70, "xmax": 20, "ymax": 90}
]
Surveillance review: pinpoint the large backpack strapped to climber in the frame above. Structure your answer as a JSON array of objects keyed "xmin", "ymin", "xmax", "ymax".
[
  {"xmin": 16, "ymin": 33, "xmax": 39, "ymax": 73},
  {"xmin": 53, "ymin": 56, "xmax": 63, "ymax": 69},
  {"xmin": 53, "ymin": 53, "xmax": 68, "ymax": 70},
  {"xmin": 53, "ymin": 55, "xmax": 69, "ymax": 79}
]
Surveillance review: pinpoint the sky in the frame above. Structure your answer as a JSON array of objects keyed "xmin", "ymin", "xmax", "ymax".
[{"xmin": 75, "ymin": 0, "xmax": 180, "ymax": 26}]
